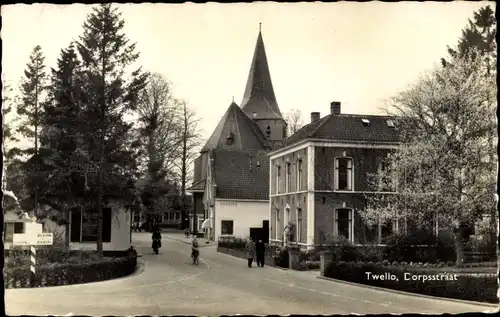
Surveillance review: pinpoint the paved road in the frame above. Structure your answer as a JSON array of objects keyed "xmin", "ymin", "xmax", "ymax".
[{"xmin": 6, "ymin": 232, "xmax": 496, "ymax": 315}]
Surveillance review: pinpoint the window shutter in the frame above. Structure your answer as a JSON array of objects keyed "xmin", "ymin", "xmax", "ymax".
[
  {"xmin": 70, "ymin": 207, "xmax": 82, "ymax": 242},
  {"xmin": 102, "ymin": 207, "xmax": 112, "ymax": 243}
]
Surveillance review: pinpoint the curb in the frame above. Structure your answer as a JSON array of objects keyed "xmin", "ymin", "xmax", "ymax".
[{"xmin": 316, "ymin": 276, "xmax": 499, "ymax": 308}]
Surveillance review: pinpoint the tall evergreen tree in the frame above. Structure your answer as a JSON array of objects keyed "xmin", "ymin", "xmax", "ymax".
[
  {"xmin": 77, "ymin": 4, "xmax": 148, "ymax": 253},
  {"xmin": 17, "ymin": 45, "xmax": 48, "ymax": 214},
  {"xmin": 40, "ymin": 43, "xmax": 87, "ymax": 213},
  {"xmin": 441, "ymin": 5, "xmax": 496, "ymax": 75}
]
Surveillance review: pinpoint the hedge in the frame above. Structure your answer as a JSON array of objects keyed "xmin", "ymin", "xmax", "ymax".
[
  {"xmin": 4, "ymin": 255, "xmax": 137, "ymax": 288},
  {"xmin": 324, "ymin": 261, "xmax": 498, "ymax": 303}
]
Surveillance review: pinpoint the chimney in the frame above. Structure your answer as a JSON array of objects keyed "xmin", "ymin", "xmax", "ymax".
[
  {"xmin": 330, "ymin": 101, "xmax": 341, "ymax": 114},
  {"xmin": 310, "ymin": 112, "xmax": 320, "ymax": 123}
]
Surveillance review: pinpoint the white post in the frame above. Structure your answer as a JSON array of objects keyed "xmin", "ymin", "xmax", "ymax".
[{"xmin": 30, "ymin": 245, "xmax": 36, "ymax": 286}]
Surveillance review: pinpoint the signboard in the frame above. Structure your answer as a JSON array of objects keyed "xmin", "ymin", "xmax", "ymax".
[
  {"xmin": 13, "ymin": 233, "xmax": 30, "ymax": 246},
  {"xmin": 12, "ymin": 232, "xmax": 53, "ymax": 246},
  {"xmin": 25, "ymin": 223, "xmax": 43, "ymax": 235},
  {"xmin": 33, "ymin": 233, "xmax": 53, "ymax": 245}
]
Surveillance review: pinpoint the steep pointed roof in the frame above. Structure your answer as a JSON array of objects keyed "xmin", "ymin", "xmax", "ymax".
[
  {"xmin": 202, "ymin": 102, "xmax": 270, "ymax": 151},
  {"xmin": 240, "ymin": 28, "xmax": 283, "ymax": 120}
]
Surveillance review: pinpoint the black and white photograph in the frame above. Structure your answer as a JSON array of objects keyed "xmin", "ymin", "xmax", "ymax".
[{"xmin": 2, "ymin": 2, "xmax": 498, "ymax": 315}]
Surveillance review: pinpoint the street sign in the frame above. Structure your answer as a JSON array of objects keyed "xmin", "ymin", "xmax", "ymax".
[
  {"xmin": 32, "ymin": 233, "xmax": 53, "ymax": 246},
  {"xmin": 13, "ymin": 233, "xmax": 30, "ymax": 246}
]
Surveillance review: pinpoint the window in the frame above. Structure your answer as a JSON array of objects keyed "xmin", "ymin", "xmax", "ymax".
[
  {"xmin": 362, "ymin": 119, "xmax": 370, "ymax": 126},
  {"xmin": 276, "ymin": 165, "xmax": 281, "ymax": 194},
  {"xmin": 276, "ymin": 208, "xmax": 280, "ymax": 240},
  {"xmin": 386, "ymin": 120, "xmax": 395, "ymax": 127},
  {"xmin": 226, "ymin": 132, "xmax": 234, "ymax": 145},
  {"xmin": 4, "ymin": 222, "xmax": 24, "ymax": 242},
  {"xmin": 286, "ymin": 162, "xmax": 292, "ymax": 192},
  {"xmin": 82, "ymin": 208, "xmax": 99, "ymax": 242},
  {"xmin": 221, "ymin": 220, "xmax": 234, "ymax": 235},
  {"xmin": 335, "ymin": 158, "xmax": 353, "ymax": 191},
  {"xmin": 71, "ymin": 206, "xmax": 112, "ymax": 243},
  {"xmin": 380, "ymin": 219, "xmax": 394, "ymax": 243},
  {"xmin": 297, "ymin": 208, "xmax": 302, "ymax": 242},
  {"xmin": 335, "ymin": 209, "xmax": 353, "ymax": 242},
  {"xmin": 378, "ymin": 160, "xmax": 398, "ymax": 192},
  {"xmin": 266, "ymin": 126, "xmax": 271, "ymax": 137},
  {"xmin": 296, "ymin": 159, "xmax": 303, "ymax": 191}
]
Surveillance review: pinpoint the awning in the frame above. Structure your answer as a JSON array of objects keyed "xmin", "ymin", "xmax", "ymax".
[{"xmin": 201, "ymin": 219, "xmax": 212, "ymax": 229}]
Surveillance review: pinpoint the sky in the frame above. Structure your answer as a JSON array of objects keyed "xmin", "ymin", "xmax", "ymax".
[{"xmin": 1, "ymin": 1, "xmax": 492, "ymax": 148}]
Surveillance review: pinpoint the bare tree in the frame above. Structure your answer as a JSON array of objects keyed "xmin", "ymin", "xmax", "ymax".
[
  {"xmin": 284, "ymin": 109, "xmax": 304, "ymax": 137},
  {"xmin": 174, "ymin": 100, "xmax": 202, "ymax": 230},
  {"xmin": 136, "ymin": 73, "xmax": 183, "ymax": 229}
]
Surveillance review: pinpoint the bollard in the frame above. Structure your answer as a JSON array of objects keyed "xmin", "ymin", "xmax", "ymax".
[{"xmin": 30, "ymin": 245, "xmax": 36, "ymax": 287}]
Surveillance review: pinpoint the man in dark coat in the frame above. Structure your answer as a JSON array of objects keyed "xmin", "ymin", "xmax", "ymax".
[{"xmin": 255, "ymin": 239, "xmax": 266, "ymax": 267}]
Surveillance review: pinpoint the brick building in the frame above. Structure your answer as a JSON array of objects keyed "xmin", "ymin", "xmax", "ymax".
[
  {"xmin": 269, "ymin": 102, "xmax": 402, "ymax": 249},
  {"xmin": 188, "ymin": 27, "xmax": 287, "ymax": 241}
]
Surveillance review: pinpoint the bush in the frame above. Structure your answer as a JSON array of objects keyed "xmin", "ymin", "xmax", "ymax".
[
  {"xmin": 357, "ymin": 245, "xmax": 384, "ymax": 262},
  {"xmin": 383, "ymin": 231, "xmax": 456, "ymax": 263},
  {"xmin": 217, "ymin": 236, "xmax": 247, "ymax": 251},
  {"xmin": 322, "ymin": 236, "xmax": 360, "ymax": 262},
  {"xmin": 324, "ymin": 261, "xmax": 497, "ymax": 303},
  {"xmin": 299, "ymin": 250, "xmax": 321, "ymax": 262},
  {"xmin": 4, "ymin": 255, "xmax": 137, "ymax": 288},
  {"xmin": 273, "ymin": 247, "xmax": 289, "ymax": 268}
]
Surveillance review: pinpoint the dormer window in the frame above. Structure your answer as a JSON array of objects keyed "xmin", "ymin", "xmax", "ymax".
[
  {"xmin": 386, "ymin": 119, "xmax": 395, "ymax": 128},
  {"xmin": 253, "ymin": 112, "xmax": 257, "ymax": 118},
  {"xmin": 361, "ymin": 119, "xmax": 370, "ymax": 126},
  {"xmin": 226, "ymin": 132, "xmax": 234, "ymax": 145}
]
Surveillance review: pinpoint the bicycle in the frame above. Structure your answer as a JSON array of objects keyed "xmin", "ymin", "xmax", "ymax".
[{"xmin": 192, "ymin": 250, "xmax": 199, "ymax": 265}]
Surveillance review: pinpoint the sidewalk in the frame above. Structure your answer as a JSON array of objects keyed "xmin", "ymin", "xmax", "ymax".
[{"xmin": 161, "ymin": 231, "xmax": 215, "ymax": 247}]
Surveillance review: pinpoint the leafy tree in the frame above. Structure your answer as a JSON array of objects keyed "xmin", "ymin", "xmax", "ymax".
[
  {"xmin": 16, "ymin": 45, "xmax": 48, "ymax": 214},
  {"xmin": 284, "ymin": 108, "xmax": 304, "ymax": 137},
  {"xmin": 76, "ymin": 3, "xmax": 148, "ymax": 253},
  {"xmin": 361, "ymin": 55, "xmax": 496, "ymax": 265},
  {"xmin": 440, "ymin": 4, "xmax": 497, "ymax": 249}
]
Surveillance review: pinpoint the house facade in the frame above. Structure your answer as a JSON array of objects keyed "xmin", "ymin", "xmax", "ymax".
[
  {"xmin": 4, "ymin": 201, "xmax": 131, "ymax": 251},
  {"xmin": 269, "ymin": 102, "xmax": 408, "ymax": 249},
  {"xmin": 68, "ymin": 201, "xmax": 132, "ymax": 251},
  {"xmin": 188, "ymin": 27, "xmax": 286, "ymax": 242}
]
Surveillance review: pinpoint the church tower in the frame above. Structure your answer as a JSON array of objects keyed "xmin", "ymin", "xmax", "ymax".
[{"xmin": 240, "ymin": 24, "xmax": 287, "ymax": 146}]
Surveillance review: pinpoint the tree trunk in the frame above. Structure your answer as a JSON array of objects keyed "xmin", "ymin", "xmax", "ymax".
[
  {"xmin": 34, "ymin": 86, "xmax": 39, "ymax": 218},
  {"xmin": 181, "ymin": 105, "xmax": 188, "ymax": 231},
  {"xmin": 97, "ymin": 52, "xmax": 106, "ymax": 254},
  {"xmin": 454, "ymin": 227, "xmax": 465, "ymax": 266},
  {"xmin": 96, "ymin": 132, "xmax": 104, "ymax": 254}
]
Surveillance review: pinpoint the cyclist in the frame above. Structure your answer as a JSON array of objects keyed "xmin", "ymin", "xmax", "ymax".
[{"xmin": 191, "ymin": 235, "xmax": 199, "ymax": 264}]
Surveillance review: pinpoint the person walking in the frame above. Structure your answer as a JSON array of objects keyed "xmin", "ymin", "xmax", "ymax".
[
  {"xmin": 255, "ymin": 239, "xmax": 266, "ymax": 267},
  {"xmin": 152, "ymin": 227, "xmax": 162, "ymax": 254},
  {"xmin": 245, "ymin": 237, "xmax": 256, "ymax": 268}
]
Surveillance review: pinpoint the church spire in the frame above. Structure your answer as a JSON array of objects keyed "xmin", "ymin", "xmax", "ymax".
[{"xmin": 240, "ymin": 25, "xmax": 283, "ymax": 120}]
